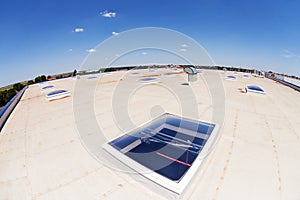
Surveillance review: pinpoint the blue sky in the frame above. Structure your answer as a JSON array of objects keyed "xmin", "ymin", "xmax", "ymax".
[{"xmin": 1, "ymin": 0, "xmax": 300, "ymax": 86}]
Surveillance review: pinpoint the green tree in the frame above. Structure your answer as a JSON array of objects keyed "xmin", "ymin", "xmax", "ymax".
[
  {"xmin": 5, "ymin": 89, "xmax": 16, "ymax": 102},
  {"xmin": 34, "ymin": 75, "xmax": 46, "ymax": 83},
  {"xmin": 41, "ymin": 75, "xmax": 46, "ymax": 81},
  {"xmin": 0, "ymin": 89, "xmax": 17, "ymax": 107},
  {"xmin": 13, "ymin": 83, "xmax": 25, "ymax": 92},
  {"xmin": 104, "ymin": 67, "xmax": 116, "ymax": 72},
  {"xmin": 27, "ymin": 80, "xmax": 34, "ymax": 85},
  {"xmin": 35, "ymin": 76, "xmax": 42, "ymax": 83},
  {"xmin": 0, "ymin": 92, "xmax": 4, "ymax": 107}
]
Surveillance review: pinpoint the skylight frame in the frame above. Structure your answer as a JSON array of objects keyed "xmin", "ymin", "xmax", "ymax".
[
  {"xmin": 41, "ymin": 85, "xmax": 55, "ymax": 91},
  {"xmin": 45, "ymin": 89, "xmax": 71, "ymax": 100},
  {"xmin": 103, "ymin": 113, "xmax": 219, "ymax": 194}
]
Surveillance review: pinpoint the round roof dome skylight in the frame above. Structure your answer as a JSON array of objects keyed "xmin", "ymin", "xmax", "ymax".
[{"xmin": 245, "ymin": 85, "xmax": 265, "ymax": 94}]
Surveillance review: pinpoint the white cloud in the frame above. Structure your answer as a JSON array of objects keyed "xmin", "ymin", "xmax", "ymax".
[
  {"xmin": 180, "ymin": 48, "xmax": 187, "ymax": 52},
  {"xmin": 282, "ymin": 49, "xmax": 300, "ymax": 59},
  {"xmin": 282, "ymin": 50, "xmax": 297, "ymax": 58},
  {"xmin": 74, "ymin": 27, "xmax": 84, "ymax": 33},
  {"xmin": 282, "ymin": 50, "xmax": 291, "ymax": 58},
  {"xmin": 142, "ymin": 52, "xmax": 148, "ymax": 55},
  {"xmin": 282, "ymin": 50, "xmax": 300, "ymax": 63},
  {"xmin": 112, "ymin": 31, "xmax": 119, "ymax": 36},
  {"xmin": 87, "ymin": 48, "xmax": 96, "ymax": 53},
  {"xmin": 67, "ymin": 48, "xmax": 73, "ymax": 52},
  {"xmin": 100, "ymin": 10, "xmax": 116, "ymax": 18},
  {"xmin": 181, "ymin": 44, "xmax": 189, "ymax": 48}
]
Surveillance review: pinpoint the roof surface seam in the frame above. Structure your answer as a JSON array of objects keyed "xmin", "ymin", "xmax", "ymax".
[
  {"xmin": 212, "ymin": 109, "xmax": 239, "ymax": 199},
  {"xmin": 263, "ymin": 114, "xmax": 283, "ymax": 196}
]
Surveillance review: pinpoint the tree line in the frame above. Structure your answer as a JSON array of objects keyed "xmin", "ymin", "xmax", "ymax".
[{"xmin": 0, "ymin": 70, "xmax": 77, "ymax": 108}]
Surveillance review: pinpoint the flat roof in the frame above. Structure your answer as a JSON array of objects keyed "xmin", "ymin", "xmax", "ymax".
[{"xmin": 1, "ymin": 70, "xmax": 300, "ymax": 199}]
